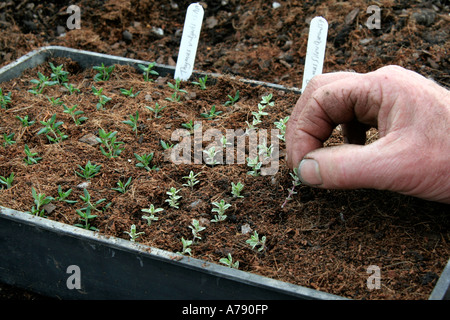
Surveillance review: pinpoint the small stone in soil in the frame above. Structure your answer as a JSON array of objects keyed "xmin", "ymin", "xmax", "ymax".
[
  {"xmin": 190, "ymin": 199, "xmax": 203, "ymax": 209},
  {"xmin": 43, "ymin": 203, "xmax": 56, "ymax": 214},
  {"xmin": 77, "ymin": 182, "xmax": 91, "ymax": 189},
  {"xmin": 79, "ymin": 133, "xmax": 99, "ymax": 146},
  {"xmin": 241, "ymin": 223, "xmax": 252, "ymax": 234},
  {"xmin": 122, "ymin": 30, "xmax": 133, "ymax": 42}
]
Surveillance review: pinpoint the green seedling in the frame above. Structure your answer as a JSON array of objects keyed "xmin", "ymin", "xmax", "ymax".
[
  {"xmin": 165, "ymin": 187, "xmax": 182, "ymax": 209},
  {"xmin": 141, "ymin": 204, "xmax": 164, "ymax": 215},
  {"xmin": 182, "ymin": 171, "xmax": 200, "ymax": 189},
  {"xmin": 16, "ymin": 115, "xmax": 35, "ymax": 127},
  {"xmin": 224, "ymin": 90, "xmax": 239, "ymax": 106},
  {"xmin": 0, "ymin": 88, "xmax": 12, "ymax": 109},
  {"xmin": 79, "ymin": 188, "xmax": 108, "ymax": 213},
  {"xmin": 47, "ymin": 96, "xmax": 64, "ymax": 106},
  {"xmin": 281, "ymin": 168, "xmax": 302, "ymax": 208},
  {"xmin": 56, "ymin": 185, "xmax": 78, "ymax": 204},
  {"xmin": 191, "ymin": 75, "xmax": 207, "ymax": 90},
  {"xmin": 75, "ymin": 207, "xmax": 98, "ymax": 231},
  {"xmin": 200, "ymin": 105, "xmax": 222, "ymax": 119},
  {"xmin": 120, "ymin": 87, "xmax": 140, "ymax": 98},
  {"xmin": 290, "ymin": 167, "xmax": 302, "ymax": 187},
  {"xmin": 166, "ymin": 78, "xmax": 187, "ymax": 102},
  {"xmin": 220, "ymin": 253, "xmax": 239, "ymax": 269},
  {"xmin": 138, "ymin": 62, "xmax": 159, "ymax": 82},
  {"xmin": 251, "ymin": 103, "xmax": 269, "ymax": 126},
  {"xmin": 112, "ymin": 176, "xmax": 132, "ymax": 193},
  {"xmin": 49, "ymin": 62, "xmax": 69, "ymax": 84},
  {"xmin": 246, "ymin": 157, "xmax": 262, "ymax": 176},
  {"xmin": 211, "ymin": 199, "xmax": 231, "ymax": 223},
  {"xmin": 0, "ymin": 173, "xmax": 14, "ymax": 189},
  {"xmin": 37, "ymin": 113, "xmax": 68, "ymax": 143},
  {"xmin": 203, "ymin": 146, "xmax": 219, "ymax": 166},
  {"xmin": 123, "ymin": 111, "xmax": 139, "ymax": 135},
  {"xmin": 75, "ymin": 161, "xmax": 101, "ymax": 180},
  {"xmin": 246, "ymin": 231, "xmax": 266, "ymax": 252},
  {"xmin": 274, "ymin": 116, "xmax": 289, "ymax": 141},
  {"xmin": 93, "ymin": 63, "xmax": 115, "ymax": 82},
  {"xmin": 189, "ymin": 219, "xmax": 205, "ymax": 242},
  {"xmin": 141, "ymin": 204, "xmax": 164, "ymax": 226},
  {"xmin": 251, "ymin": 103, "xmax": 270, "ymax": 127},
  {"xmin": 92, "ymin": 86, "xmax": 112, "ymax": 110},
  {"xmin": 160, "ymin": 140, "xmax": 174, "ymax": 150},
  {"xmin": 255, "ymin": 94, "xmax": 273, "ymax": 117},
  {"xmin": 134, "ymin": 152, "xmax": 158, "ymax": 171},
  {"xmin": 63, "ymin": 104, "xmax": 88, "ymax": 126},
  {"xmin": 181, "ymin": 120, "xmax": 200, "ymax": 135},
  {"xmin": 96, "ymin": 129, "xmax": 124, "ymax": 159},
  {"xmin": 63, "ymin": 83, "xmax": 81, "ymax": 95},
  {"xmin": 231, "ymin": 182, "xmax": 244, "ymax": 198},
  {"xmin": 23, "ymin": 144, "xmax": 42, "ymax": 165},
  {"xmin": 258, "ymin": 139, "xmax": 274, "ymax": 160},
  {"xmin": 177, "ymin": 237, "xmax": 193, "ymax": 256},
  {"xmin": 2, "ymin": 132, "xmax": 15, "ymax": 147},
  {"xmin": 246, "ymin": 93, "xmax": 274, "ymax": 131},
  {"xmin": 142, "ymin": 213, "xmax": 158, "ymax": 226},
  {"xmin": 245, "ymin": 120, "xmax": 256, "ymax": 132},
  {"xmin": 124, "ymin": 224, "xmax": 145, "ymax": 242},
  {"xmin": 145, "ymin": 103, "xmax": 166, "ymax": 119},
  {"xmin": 28, "ymin": 72, "xmax": 58, "ymax": 95},
  {"xmin": 29, "ymin": 187, "xmax": 54, "ymax": 217},
  {"xmin": 260, "ymin": 93, "xmax": 274, "ymax": 106},
  {"xmin": 220, "ymin": 135, "xmax": 230, "ymax": 148}
]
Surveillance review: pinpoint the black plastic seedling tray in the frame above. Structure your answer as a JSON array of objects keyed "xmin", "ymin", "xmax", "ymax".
[{"xmin": 0, "ymin": 46, "xmax": 448, "ymax": 300}]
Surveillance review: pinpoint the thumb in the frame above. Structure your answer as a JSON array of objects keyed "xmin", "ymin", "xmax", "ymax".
[{"xmin": 297, "ymin": 140, "xmax": 401, "ymax": 191}]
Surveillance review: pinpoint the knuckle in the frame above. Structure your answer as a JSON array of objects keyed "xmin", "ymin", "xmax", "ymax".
[{"xmin": 304, "ymin": 74, "xmax": 326, "ymax": 93}]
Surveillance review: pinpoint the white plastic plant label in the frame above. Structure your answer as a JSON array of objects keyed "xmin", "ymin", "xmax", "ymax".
[
  {"xmin": 302, "ymin": 16, "xmax": 328, "ymax": 92},
  {"xmin": 174, "ymin": 3, "xmax": 204, "ymax": 81}
]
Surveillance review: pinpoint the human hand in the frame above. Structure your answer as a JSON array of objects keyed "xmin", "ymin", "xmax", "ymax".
[{"xmin": 285, "ymin": 65, "xmax": 450, "ymax": 204}]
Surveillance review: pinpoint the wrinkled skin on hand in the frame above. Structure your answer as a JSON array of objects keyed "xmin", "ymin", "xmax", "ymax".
[{"xmin": 286, "ymin": 65, "xmax": 450, "ymax": 204}]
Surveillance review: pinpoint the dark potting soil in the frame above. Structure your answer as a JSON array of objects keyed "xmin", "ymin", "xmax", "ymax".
[{"xmin": 0, "ymin": 57, "xmax": 448, "ymax": 300}]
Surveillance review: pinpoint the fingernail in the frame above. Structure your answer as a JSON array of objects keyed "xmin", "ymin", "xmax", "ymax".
[{"xmin": 298, "ymin": 159, "xmax": 322, "ymax": 186}]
